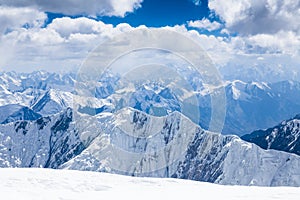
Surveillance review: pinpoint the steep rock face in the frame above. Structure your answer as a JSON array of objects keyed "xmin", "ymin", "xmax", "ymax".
[
  {"xmin": 172, "ymin": 131, "xmax": 232, "ymax": 183},
  {"xmin": 242, "ymin": 114, "xmax": 300, "ymax": 156},
  {"xmin": 62, "ymin": 108, "xmax": 300, "ymax": 186},
  {"xmin": 0, "ymin": 108, "xmax": 85, "ymax": 168},
  {"xmin": 44, "ymin": 108, "xmax": 85, "ymax": 168}
]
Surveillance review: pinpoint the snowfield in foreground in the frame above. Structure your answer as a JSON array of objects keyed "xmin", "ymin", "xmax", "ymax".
[{"xmin": 0, "ymin": 168, "xmax": 299, "ymax": 200}]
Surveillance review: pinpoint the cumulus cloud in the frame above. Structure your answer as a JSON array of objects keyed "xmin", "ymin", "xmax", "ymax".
[
  {"xmin": 0, "ymin": 2, "xmax": 299, "ymax": 81},
  {"xmin": 47, "ymin": 17, "xmax": 113, "ymax": 38},
  {"xmin": 1, "ymin": 14, "xmax": 298, "ymax": 73},
  {"xmin": 209, "ymin": 0, "xmax": 300, "ymax": 35},
  {"xmin": 188, "ymin": 18, "xmax": 222, "ymax": 31},
  {"xmin": 0, "ymin": 14, "xmax": 139, "ymax": 72},
  {"xmin": 0, "ymin": 6, "xmax": 46, "ymax": 33},
  {"xmin": 0, "ymin": 14, "xmax": 227, "ymax": 72},
  {"xmin": 0, "ymin": 0, "xmax": 143, "ymax": 17},
  {"xmin": 231, "ymin": 31, "xmax": 300, "ymax": 55}
]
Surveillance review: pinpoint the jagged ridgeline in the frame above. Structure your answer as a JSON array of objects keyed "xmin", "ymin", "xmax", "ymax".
[
  {"xmin": 0, "ymin": 107, "xmax": 300, "ymax": 186},
  {"xmin": 242, "ymin": 114, "xmax": 300, "ymax": 156}
]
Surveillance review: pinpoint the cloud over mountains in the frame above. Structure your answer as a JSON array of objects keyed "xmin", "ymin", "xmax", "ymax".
[{"xmin": 0, "ymin": 0, "xmax": 299, "ymax": 80}]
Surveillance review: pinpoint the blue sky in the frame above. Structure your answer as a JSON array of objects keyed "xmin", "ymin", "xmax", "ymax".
[
  {"xmin": 45, "ymin": 0, "xmax": 214, "ymax": 29},
  {"xmin": 100, "ymin": 0, "xmax": 211, "ymax": 27}
]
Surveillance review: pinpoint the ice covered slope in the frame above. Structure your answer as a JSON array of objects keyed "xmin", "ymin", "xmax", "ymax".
[
  {"xmin": 0, "ymin": 168, "xmax": 300, "ymax": 200},
  {"xmin": 242, "ymin": 114, "xmax": 300, "ymax": 156},
  {"xmin": 63, "ymin": 108, "xmax": 300, "ymax": 186}
]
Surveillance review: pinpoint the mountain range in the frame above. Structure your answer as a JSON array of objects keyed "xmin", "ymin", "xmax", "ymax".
[
  {"xmin": 1, "ymin": 71, "xmax": 300, "ymax": 136},
  {"xmin": 1, "ymin": 107, "xmax": 300, "ymax": 186},
  {"xmin": 1, "ymin": 71, "xmax": 300, "ymax": 186}
]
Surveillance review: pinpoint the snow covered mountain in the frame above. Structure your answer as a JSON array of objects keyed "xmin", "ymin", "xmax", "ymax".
[
  {"xmin": 1, "ymin": 107, "xmax": 300, "ymax": 186},
  {"xmin": 64, "ymin": 108, "xmax": 300, "ymax": 186},
  {"xmin": 242, "ymin": 114, "xmax": 300, "ymax": 156},
  {"xmin": 0, "ymin": 108, "xmax": 87, "ymax": 168},
  {"xmin": 0, "ymin": 71, "xmax": 300, "ymax": 136},
  {"xmin": 0, "ymin": 71, "xmax": 75, "ymax": 108},
  {"xmin": 0, "ymin": 104, "xmax": 41, "ymax": 124},
  {"xmin": 102, "ymin": 77, "xmax": 300, "ymax": 136},
  {"xmin": 219, "ymin": 80, "xmax": 300, "ymax": 135},
  {"xmin": 1, "ymin": 71, "xmax": 300, "ymax": 186},
  {"xmin": 31, "ymin": 89, "xmax": 73, "ymax": 116}
]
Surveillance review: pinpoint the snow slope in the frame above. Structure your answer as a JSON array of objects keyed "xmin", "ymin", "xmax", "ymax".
[{"xmin": 0, "ymin": 168, "xmax": 299, "ymax": 200}]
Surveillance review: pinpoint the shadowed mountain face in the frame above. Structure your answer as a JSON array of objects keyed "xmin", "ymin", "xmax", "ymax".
[
  {"xmin": 242, "ymin": 114, "xmax": 300, "ymax": 156},
  {"xmin": 0, "ymin": 104, "xmax": 41, "ymax": 124}
]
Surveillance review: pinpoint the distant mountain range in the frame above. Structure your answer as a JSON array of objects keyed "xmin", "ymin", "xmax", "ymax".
[
  {"xmin": 0, "ymin": 71, "xmax": 300, "ymax": 136},
  {"xmin": 220, "ymin": 80, "xmax": 300, "ymax": 135}
]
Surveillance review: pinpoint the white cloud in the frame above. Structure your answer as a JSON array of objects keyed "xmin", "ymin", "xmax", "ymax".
[
  {"xmin": 0, "ymin": 14, "xmax": 140, "ymax": 72},
  {"xmin": 47, "ymin": 17, "xmax": 113, "ymax": 38},
  {"xmin": 188, "ymin": 18, "xmax": 222, "ymax": 31},
  {"xmin": 209, "ymin": 0, "xmax": 300, "ymax": 35},
  {"xmin": 0, "ymin": 4, "xmax": 298, "ymax": 82},
  {"xmin": 110, "ymin": 0, "xmax": 143, "ymax": 17},
  {"xmin": 0, "ymin": 0, "xmax": 143, "ymax": 17},
  {"xmin": 0, "ymin": 6, "xmax": 46, "ymax": 33},
  {"xmin": 191, "ymin": 0, "xmax": 202, "ymax": 6},
  {"xmin": 1, "ymin": 15, "xmax": 298, "ymax": 73},
  {"xmin": 231, "ymin": 31, "xmax": 300, "ymax": 55}
]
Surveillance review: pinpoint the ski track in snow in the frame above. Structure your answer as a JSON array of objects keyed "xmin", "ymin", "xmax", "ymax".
[{"xmin": 0, "ymin": 168, "xmax": 299, "ymax": 200}]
